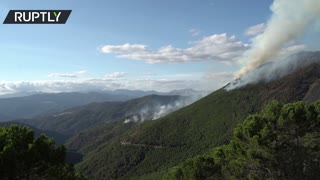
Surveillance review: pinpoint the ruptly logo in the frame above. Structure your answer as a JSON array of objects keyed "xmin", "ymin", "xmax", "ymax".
[{"xmin": 3, "ymin": 10, "xmax": 72, "ymax": 24}]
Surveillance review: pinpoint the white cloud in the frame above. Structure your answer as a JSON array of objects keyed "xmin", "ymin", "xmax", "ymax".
[
  {"xmin": 48, "ymin": 70, "xmax": 87, "ymax": 78},
  {"xmin": 244, "ymin": 23, "xmax": 266, "ymax": 36},
  {"xmin": 0, "ymin": 71, "xmax": 214, "ymax": 95},
  {"xmin": 0, "ymin": 80, "xmax": 120, "ymax": 95},
  {"xmin": 144, "ymin": 72, "xmax": 157, "ymax": 76},
  {"xmin": 204, "ymin": 71, "xmax": 234, "ymax": 79},
  {"xmin": 189, "ymin": 28, "xmax": 202, "ymax": 36},
  {"xmin": 0, "ymin": 75, "xmax": 205, "ymax": 95},
  {"xmin": 100, "ymin": 43, "xmax": 146, "ymax": 53},
  {"xmin": 99, "ymin": 33, "xmax": 249, "ymax": 64},
  {"xmin": 48, "ymin": 73, "xmax": 78, "ymax": 78},
  {"xmin": 0, "ymin": 69, "xmax": 238, "ymax": 95},
  {"xmin": 104, "ymin": 72, "xmax": 127, "ymax": 79},
  {"xmin": 77, "ymin": 70, "xmax": 87, "ymax": 74}
]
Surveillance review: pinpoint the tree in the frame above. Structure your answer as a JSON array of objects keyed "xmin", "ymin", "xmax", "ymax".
[
  {"xmin": 0, "ymin": 125, "xmax": 86, "ymax": 180},
  {"xmin": 165, "ymin": 101, "xmax": 320, "ymax": 179}
]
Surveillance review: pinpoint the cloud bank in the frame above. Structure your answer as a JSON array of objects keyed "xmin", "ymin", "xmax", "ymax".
[
  {"xmin": 100, "ymin": 33, "xmax": 249, "ymax": 64},
  {"xmin": 104, "ymin": 72, "xmax": 127, "ymax": 79},
  {"xmin": 0, "ymin": 77, "xmax": 202, "ymax": 95}
]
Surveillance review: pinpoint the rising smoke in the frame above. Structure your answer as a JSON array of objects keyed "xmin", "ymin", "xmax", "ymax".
[
  {"xmin": 226, "ymin": 51, "xmax": 320, "ymax": 90},
  {"xmin": 123, "ymin": 95, "xmax": 201, "ymax": 124},
  {"xmin": 151, "ymin": 100, "xmax": 187, "ymax": 120},
  {"xmin": 237, "ymin": 0, "xmax": 320, "ymax": 77}
]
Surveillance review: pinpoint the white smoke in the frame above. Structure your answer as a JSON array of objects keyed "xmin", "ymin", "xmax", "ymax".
[
  {"xmin": 152, "ymin": 100, "xmax": 187, "ymax": 120},
  {"xmin": 237, "ymin": 0, "xmax": 320, "ymax": 77},
  {"xmin": 123, "ymin": 95, "xmax": 201, "ymax": 124},
  {"xmin": 226, "ymin": 51, "xmax": 320, "ymax": 90},
  {"xmin": 124, "ymin": 115, "xmax": 140, "ymax": 124}
]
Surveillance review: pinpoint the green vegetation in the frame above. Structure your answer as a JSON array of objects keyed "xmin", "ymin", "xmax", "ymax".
[
  {"xmin": 165, "ymin": 101, "xmax": 320, "ymax": 179},
  {"xmin": 0, "ymin": 53, "xmax": 317, "ymax": 179},
  {"xmin": 0, "ymin": 121, "xmax": 70, "ymax": 145},
  {"xmin": 74, "ymin": 64, "xmax": 320, "ymax": 179},
  {"xmin": 66, "ymin": 120, "xmax": 137, "ymax": 154},
  {"xmin": 73, "ymin": 86, "xmax": 259, "ymax": 179},
  {"xmin": 0, "ymin": 125, "xmax": 86, "ymax": 179}
]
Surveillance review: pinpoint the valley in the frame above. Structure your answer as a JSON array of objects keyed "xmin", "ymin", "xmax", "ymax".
[
  {"xmin": 2, "ymin": 1, "xmax": 320, "ymax": 179},
  {"xmin": 1, "ymin": 51, "xmax": 320, "ymax": 179}
]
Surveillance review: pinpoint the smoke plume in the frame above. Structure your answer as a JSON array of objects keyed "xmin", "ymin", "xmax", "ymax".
[
  {"xmin": 123, "ymin": 95, "xmax": 200, "ymax": 124},
  {"xmin": 237, "ymin": 0, "xmax": 320, "ymax": 77},
  {"xmin": 227, "ymin": 51, "xmax": 320, "ymax": 90}
]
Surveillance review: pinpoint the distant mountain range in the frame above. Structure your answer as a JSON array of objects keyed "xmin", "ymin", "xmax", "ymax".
[
  {"xmin": 0, "ymin": 89, "xmax": 204, "ymax": 121},
  {"xmin": 21, "ymin": 94, "xmax": 184, "ymax": 135}
]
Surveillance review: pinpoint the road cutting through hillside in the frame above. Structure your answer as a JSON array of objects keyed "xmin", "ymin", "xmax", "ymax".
[{"xmin": 120, "ymin": 142, "xmax": 164, "ymax": 149}]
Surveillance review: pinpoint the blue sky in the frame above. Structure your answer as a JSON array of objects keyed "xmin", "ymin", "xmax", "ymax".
[{"xmin": 0, "ymin": 0, "xmax": 316, "ymax": 94}]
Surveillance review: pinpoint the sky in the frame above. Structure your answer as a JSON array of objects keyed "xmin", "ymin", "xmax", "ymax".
[{"xmin": 0, "ymin": 0, "xmax": 318, "ymax": 94}]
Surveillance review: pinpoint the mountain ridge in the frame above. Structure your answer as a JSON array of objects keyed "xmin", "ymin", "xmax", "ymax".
[
  {"xmin": 22, "ymin": 94, "xmax": 184, "ymax": 135},
  {"xmin": 0, "ymin": 89, "xmax": 203, "ymax": 122},
  {"xmin": 73, "ymin": 52, "xmax": 320, "ymax": 179}
]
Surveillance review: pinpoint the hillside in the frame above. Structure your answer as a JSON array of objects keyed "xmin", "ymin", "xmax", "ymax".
[
  {"xmin": 22, "ymin": 95, "xmax": 182, "ymax": 135},
  {"xmin": 66, "ymin": 120, "xmax": 137, "ymax": 154},
  {"xmin": 74, "ymin": 53, "xmax": 320, "ymax": 179},
  {"xmin": 165, "ymin": 101, "xmax": 320, "ymax": 179}
]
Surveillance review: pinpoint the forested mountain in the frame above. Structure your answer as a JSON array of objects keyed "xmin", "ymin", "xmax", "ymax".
[
  {"xmin": 165, "ymin": 101, "xmax": 320, "ymax": 179},
  {"xmin": 2, "ymin": 52, "xmax": 320, "ymax": 179},
  {"xmin": 72, "ymin": 52, "xmax": 320, "ymax": 179},
  {"xmin": 22, "ymin": 95, "xmax": 183, "ymax": 135}
]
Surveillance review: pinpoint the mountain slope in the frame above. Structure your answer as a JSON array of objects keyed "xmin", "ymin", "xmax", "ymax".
[
  {"xmin": 75, "ymin": 55, "xmax": 320, "ymax": 179},
  {"xmin": 165, "ymin": 101, "xmax": 320, "ymax": 179},
  {"xmin": 22, "ymin": 95, "xmax": 182, "ymax": 135}
]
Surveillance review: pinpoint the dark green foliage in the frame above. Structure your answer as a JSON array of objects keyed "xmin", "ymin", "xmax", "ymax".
[
  {"xmin": 78, "ymin": 142, "xmax": 148, "ymax": 179},
  {"xmin": 66, "ymin": 120, "xmax": 137, "ymax": 154},
  {"xmin": 166, "ymin": 101, "xmax": 320, "ymax": 179},
  {"xmin": 164, "ymin": 156, "xmax": 222, "ymax": 180},
  {"xmin": 0, "ymin": 125, "xmax": 86, "ymax": 180},
  {"xmin": 73, "ymin": 87, "xmax": 260, "ymax": 179},
  {"xmin": 0, "ymin": 121, "xmax": 70, "ymax": 145},
  {"xmin": 75, "ymin": 63, "xmax": 320, "ymax": 179}
]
